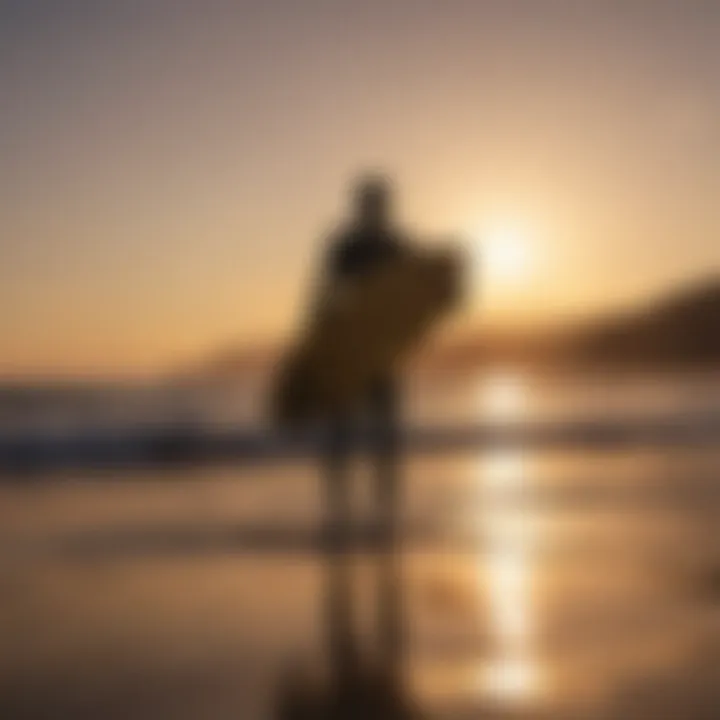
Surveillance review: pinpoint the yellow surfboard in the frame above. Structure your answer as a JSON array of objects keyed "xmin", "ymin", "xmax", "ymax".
[{"xmin": 272, "ymin": 245, "xmax": 463, "ymax": 427}]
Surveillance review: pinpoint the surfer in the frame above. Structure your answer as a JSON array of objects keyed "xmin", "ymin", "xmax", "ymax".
[
  {"xmin": 274, "ymin": 174, "xmax": 414, "ymax": 717},
  {"xmin": 317, "ymin": 174, "xmax": 410, "ymax": 541},
  {"xmin": 272, "ymin": 175, "xmax": 457, "ymax": 719}
]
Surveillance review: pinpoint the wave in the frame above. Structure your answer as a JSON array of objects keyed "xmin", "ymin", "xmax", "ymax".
[{"xmin": 1, "ymin": 411, "xmax": 719, "ymax": 475}]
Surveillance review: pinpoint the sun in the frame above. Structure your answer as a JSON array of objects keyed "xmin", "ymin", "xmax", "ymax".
[{"xmin": 473, "ymin": 222, "xmax": 534, "ymax": 286}]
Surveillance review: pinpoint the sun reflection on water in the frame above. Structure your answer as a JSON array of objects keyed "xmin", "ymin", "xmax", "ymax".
[{"xmin": 476, "ymin": 371, "xmax": 543, "ymax": 705}]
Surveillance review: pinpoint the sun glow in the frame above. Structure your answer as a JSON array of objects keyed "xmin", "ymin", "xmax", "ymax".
[{"xmin": 472, "ymin": 222, "xmax": 535, "ymax": 289}]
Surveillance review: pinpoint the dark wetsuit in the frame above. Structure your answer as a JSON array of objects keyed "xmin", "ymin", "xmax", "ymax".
[
  {"xmin": 322, "ymin": 223, "xmax": 407, "ymax": 535},
  {"xmin": 326, "ymin": 225, "xmax": 406, "ymax": 280}
]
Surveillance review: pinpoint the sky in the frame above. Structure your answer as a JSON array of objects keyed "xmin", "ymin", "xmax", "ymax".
[{"xmin": 1, "ymin": 0, "xmax": 718, "ymax": 376}]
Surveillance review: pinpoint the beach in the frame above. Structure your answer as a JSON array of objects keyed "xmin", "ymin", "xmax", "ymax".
[{"xmin": 0, "ymin": 370, "xmax": 718, "ymax": 718}]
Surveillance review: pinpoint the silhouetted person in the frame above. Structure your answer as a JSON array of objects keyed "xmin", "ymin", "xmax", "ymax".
[
  {"xmin": 316, "ymin": 174, "xmax": 410, "ymax": 543},
  {"xmin": 272, "ymin": 175, "xmax": 451, "ymax": 720}
]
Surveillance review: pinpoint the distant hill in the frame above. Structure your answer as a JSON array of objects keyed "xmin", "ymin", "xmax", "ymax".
[
  {"xmin": 418, "ymin": 276, "xmax": 720, "ymax": 372},
  {"xmin": 568, "ymin": 276, "xmax": 720, "ymax": 367}
]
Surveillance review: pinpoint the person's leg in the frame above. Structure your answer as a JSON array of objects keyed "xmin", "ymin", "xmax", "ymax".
[
  {"xmin": 325, "ymin": 411, "xmax": 353, "ymax": 540},
  {"xmin": 323, "ymin": 411, "xmax": 358, "ymax": 688},
  {"xmin": 369, "ymin": 377, "xmax": 406, "ymax": 673},
  {"xmin": 371, "ymin": 377, "xmax": 401, "ymax": 541}
]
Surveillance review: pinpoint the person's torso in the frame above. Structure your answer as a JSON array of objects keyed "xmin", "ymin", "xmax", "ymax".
[{"xmin": 330, "ymin": 226, "xmax": 404, "ymax": 280}]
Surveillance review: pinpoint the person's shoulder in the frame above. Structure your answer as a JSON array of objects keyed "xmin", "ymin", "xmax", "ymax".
[
  {"xmin": 388, "ymin": 227, "xmax": 414, "ymax": 253},
  {"xmin": 325, "ymin": 223, "xmax": 358, "ymax": 247},
  {"xmin": 321, "ymin": 224, "xmax": 358, "ymax": 275},
  {"xmin": 326, "ymin": 224, "xmax": 363, "ymax": 260}
]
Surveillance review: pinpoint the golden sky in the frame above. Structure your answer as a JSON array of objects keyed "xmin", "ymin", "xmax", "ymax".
[{"xmin": 1, "ymin": 1, "xmax": 718, "ymax": 376}]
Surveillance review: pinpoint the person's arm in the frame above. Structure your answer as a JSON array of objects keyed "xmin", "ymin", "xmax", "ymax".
[{"xmin": 308, "ymin": 233, "xmax": 353, "ymax": 322}]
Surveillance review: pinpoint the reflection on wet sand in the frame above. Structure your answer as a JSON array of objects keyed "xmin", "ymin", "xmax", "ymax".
[
  {"xmin": 274, "ymin": 537, "xmax": 421, "ymax": 719},
  {"xmin": 477, "ymin": 373, "xmax": 541, "ymax": 706}
]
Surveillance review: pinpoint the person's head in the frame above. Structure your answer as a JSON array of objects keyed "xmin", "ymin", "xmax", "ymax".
[{"xmin": 351, "ymin": 174, "xmax": 394, "ymax": 229}]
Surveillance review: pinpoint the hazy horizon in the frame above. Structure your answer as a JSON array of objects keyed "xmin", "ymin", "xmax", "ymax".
[{"xmin": 2, "ymin": 0, "xmax": 719, "ymax": 376}]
